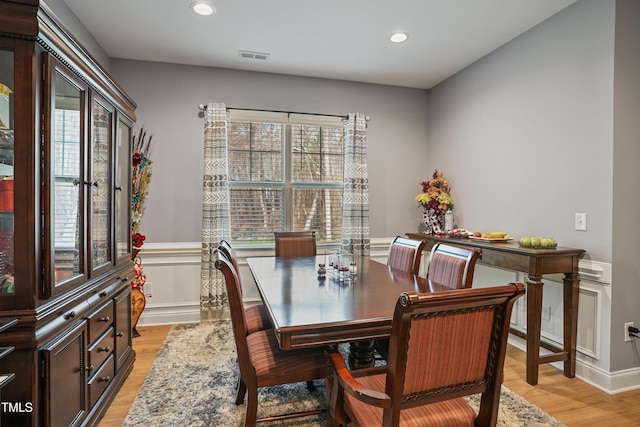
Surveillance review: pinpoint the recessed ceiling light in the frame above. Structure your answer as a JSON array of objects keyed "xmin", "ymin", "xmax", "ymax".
[
  {"xmin": 390, "ymin": 32, "xmax": 409, "ymax": 43},
  {"xmin": 191, "ymin": 1, "xmax": 216, "ymax": 16}
]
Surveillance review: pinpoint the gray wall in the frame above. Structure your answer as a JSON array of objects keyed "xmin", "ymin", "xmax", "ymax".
[
  {"xmin": 108, "ymin": 61, "xmax": 431, "ymax": 243},
  {"xmin": 428, "ymin": 0, "xmax": 614, "ymax": 263},
  {"xmin": 611, "ymin": 0, "xmax": 640, "ymax": 372}
]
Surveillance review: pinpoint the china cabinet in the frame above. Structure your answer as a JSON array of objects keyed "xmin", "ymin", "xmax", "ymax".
[{"xmin": 0, "ymin": 1, "xmax": 137, "ymax": 425}]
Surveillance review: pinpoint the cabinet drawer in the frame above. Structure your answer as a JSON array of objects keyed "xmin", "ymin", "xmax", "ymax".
[
  {"xmin": 87, "ymin": 300, "xmax": 114, "ymax": 343},
  {"xmin": 88, "ymin": 354, "xmax": 115, "ymax": 408},
  {"xmin": 88, "ymin": 327, "xmax": 114, "ymax": 373}
]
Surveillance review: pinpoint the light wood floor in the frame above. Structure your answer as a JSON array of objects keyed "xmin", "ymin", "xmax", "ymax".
[{"xmin": 98, "ymin": 325, "xmax": 640, "ymax": 427}]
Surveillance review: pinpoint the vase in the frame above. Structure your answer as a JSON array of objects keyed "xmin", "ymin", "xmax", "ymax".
[
  {"xmin": 130, "ymin": 250, "xmax": 146, "ymax": 337},
  {"xmin": 422, "ymin": 209, "xmax": 443, "ymax": 234},
  {"xmin": 131, "ymin": 286, "xmax": 146, "ymax": 338}
]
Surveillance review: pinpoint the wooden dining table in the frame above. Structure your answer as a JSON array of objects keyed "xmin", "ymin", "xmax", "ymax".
[{"xmin": 247, "ymin": 255, "xmax": 448, "ymax": 369}]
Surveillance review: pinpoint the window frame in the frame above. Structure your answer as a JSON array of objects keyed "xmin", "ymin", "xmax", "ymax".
[{"xmin": 227, "ymin": 110, "xmax": 345, "ymax": 245}]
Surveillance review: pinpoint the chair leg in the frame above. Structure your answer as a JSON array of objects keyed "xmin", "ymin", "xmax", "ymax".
[
  {"xmin": 235, "ymin": 377, "xmax": 247, "ymax": 405},
  {"xmin": 244, "ymin": 387, "xmax": 259, "ymax": 427},
  {"xmin": 306, "ymin": 380, "xmax": 316, "ymax": 391}
]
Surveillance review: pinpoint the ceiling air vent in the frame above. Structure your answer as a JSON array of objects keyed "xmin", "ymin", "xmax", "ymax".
[{"xmin": 238, "ymin": 50, "xmax": 270, "ymax": 61}]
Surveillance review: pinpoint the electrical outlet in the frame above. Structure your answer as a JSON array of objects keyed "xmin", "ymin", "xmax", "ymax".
[
  {"xmin": 575, "ymin": 213, "xmax": 587, "ymax": 231},
  {"xmin": 542, "ymin": 306, "xmax": 551, "ymax": 322},
  {"xmin": 145, "ymin": 282, "xmax": 153, "ymax": 298},
  {"xmin": 625, "ymin": 322, "xmax": 634, "ymax": 342}
]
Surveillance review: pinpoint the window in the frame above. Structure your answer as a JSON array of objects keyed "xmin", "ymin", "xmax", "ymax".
[{"xmin": 227, "ymin": 111, "xmax": 344, "ymax": 244}]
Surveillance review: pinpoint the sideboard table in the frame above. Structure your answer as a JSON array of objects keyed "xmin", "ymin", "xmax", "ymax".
[{"xmin": 406, "ymin": 232, "xmax": 585, "ymax": 386}]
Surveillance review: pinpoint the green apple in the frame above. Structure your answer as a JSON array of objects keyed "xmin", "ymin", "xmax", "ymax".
[
  {"xmin": 520, "ymin": 237, "xmax": 532, "ymax": 247},
  {"xmin": 531, "ymin": 237, "xmax": 541, "ymax": 247},
  {"xmin": 540, "ymin": 238, "xmax": 552, "ymax": 248}
]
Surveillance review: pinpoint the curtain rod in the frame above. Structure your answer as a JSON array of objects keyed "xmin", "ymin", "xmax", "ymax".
[{"xmin": 197, "ymin": 104, "xmax": 369, "ymax": 121}]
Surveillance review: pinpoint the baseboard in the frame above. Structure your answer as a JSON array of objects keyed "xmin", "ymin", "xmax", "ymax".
[{"xmin": 137, "ymin": 302, "xmax": 201, "ymax": 326}]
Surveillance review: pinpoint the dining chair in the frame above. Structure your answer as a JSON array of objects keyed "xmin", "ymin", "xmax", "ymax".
[
  {"xmin": 214, "ymin": 249, "xmax": 332, "ymax": 426},
  {"xmin": 386, "ymin": 236, "xmax": 426, "ymax": 275},
  {"xmin": 374, "ymin": 236, "xmax": 427, "ymax": 360},
  {"xmin": 274, "ymin": 230, "xmax": 317, "ymax": 257},
  {"xmin": 218, "ymin": 240, "xmax": 272, "ymax": 334},
  {"xmin": 325, "ymin": 282, "xmax": 526, "ymax": 427},
  {"xmin": 426, "ymin": 242, "xmax": 482, "ymax": 289}
]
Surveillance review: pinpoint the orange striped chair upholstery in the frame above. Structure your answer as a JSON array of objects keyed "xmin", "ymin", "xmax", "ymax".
[
  {"xmin": 386, "ymin": 236, "xmax": 426, "ymax": 275},
  {"xmin": 426, "ymin": 242, "xmax": 481, "ymax": 289},
  {"xmin": 215, "ymin": 249, "xmax": 332, "ymax": 426},
  {"xmin": 219, "ymin": 240, "xmax": 272, "ymax": 334},
  {"xmin": 274, "ymin": 231, "xmax": 317, "ymax": 258},
  {"xmin": 325, "ymin": 283, "xmax": 525, "ymax": 427}
]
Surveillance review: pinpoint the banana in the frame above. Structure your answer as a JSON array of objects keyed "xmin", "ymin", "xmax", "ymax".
[{"xmin": 482, "ymin": 232, "xmax": 508, "ymax": 239}]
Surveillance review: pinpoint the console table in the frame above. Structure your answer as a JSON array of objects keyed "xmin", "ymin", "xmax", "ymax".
[{"xmin": 406, "ymin": 232, "xmax": 585, "ymax": 385}]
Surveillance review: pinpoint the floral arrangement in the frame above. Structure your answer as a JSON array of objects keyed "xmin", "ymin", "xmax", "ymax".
[
  {"xmin": 131, "ymin": 127, "xmax": 153, "ymax": 248},
  {"xmin": 416, "ymin": 169, "xmax": 453, "ymax": 214}
]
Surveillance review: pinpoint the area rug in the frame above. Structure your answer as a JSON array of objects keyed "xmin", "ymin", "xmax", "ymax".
[{"xmin": 123, "ymin": 321, "xmax": 565, "ymax": 427}]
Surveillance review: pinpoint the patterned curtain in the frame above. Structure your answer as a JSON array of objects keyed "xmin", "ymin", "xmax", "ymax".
[
  {"xmin": 341, "ymin": 113, "xmax": 370, "ymax": 256},
  {"xmin": 200, "ymin": 102, "xmax": 231, "ymax": 313}
]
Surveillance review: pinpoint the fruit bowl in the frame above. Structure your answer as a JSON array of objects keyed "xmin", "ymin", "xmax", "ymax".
[{"xmin": 518, "ymin": 236, "xmax": 557, "ymax": 249}]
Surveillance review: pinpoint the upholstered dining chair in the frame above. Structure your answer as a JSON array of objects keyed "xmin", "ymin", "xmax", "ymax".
[
  {"xmin": 214, "ymin": 249, "xmax": 332, "ymax": 426},
  {"xmin": 218, "ymin": 240, "xmax": 272, "ymax": 334},
  {"xmin": 274, "ymin": 230, "xmax": 317, "ymax": 257},
  {"xmin": 386, "ymin": 236, "xmax": 426, "ymax": 276},
  {"xmin": 426, "ymin": 242, "xmax": 482, "ymax": 289},
  {"xmin": 325, "ymin": 283, "xmax": 526, "ymax": 427},
  {"xmin": 374, "ymin": 236, "xmax": 426, "ymax": 360}
]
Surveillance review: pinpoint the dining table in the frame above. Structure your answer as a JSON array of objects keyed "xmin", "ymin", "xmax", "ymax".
[{"xmin": 246, "ymin": 255, "xmax": 450, "ymax": 369}]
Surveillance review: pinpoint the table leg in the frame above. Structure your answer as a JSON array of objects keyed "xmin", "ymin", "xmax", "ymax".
[
  {"xmin": 526, "ymin": 275, "xmax": 543, "ymax": 385},
  {"xmin": 563, "ymin": 272, "xmax": 578, "ymax": 378},
  {"xmin": 349, "ymin": 340, "xmax": 375, "ymax": 369}
]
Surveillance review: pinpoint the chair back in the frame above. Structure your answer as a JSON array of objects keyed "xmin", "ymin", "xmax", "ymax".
[
  {"xmin": 219, "ymin": 239, "xmax": 239, "ymax": 272},
  {"xmin": 274, "ymin": 231, "xmax": 317, "ymax": 257},
  {"xmin": 214, "ymin": 249, "xmax": 253, "ymax": 374},
  {"xmin": 387, "ymin": 236, "xmax": 426, "ymax": 275},
  {"xmin": 385, "ymin": 283, "xmax": 525, "ymax": 426},
  {"xmin": 426, "ymin": 242, "xmax": 481, "ymax": 289}
]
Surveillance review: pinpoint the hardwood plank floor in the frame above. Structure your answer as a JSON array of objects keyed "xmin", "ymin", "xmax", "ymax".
[{"xmin": 98, "ymin": 325, "xmax": 640, "ymax": 426}]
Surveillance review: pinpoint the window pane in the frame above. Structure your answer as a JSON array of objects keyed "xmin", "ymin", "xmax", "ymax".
[
  {"xmin": 230, "ymin": 187, "xmax": 284, "ymax": 243},
  {"xmin": 228, "ymin": 122, "xmax": 282, "ymax": 182},
  {"xmin": 291, "ymin": 124, "xmax": 343, "ymax": 183},
  {"xmin": 292, "ymin": 188, "xmax": 342, "ymax": 242}
]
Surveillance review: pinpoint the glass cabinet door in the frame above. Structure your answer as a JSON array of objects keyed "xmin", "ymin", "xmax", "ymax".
[
  {"xmin": 0, "ymin": 48, "xmax": 14, "ymax": 295},
  {"xmin": 90, "ymin": 97, "xmax": 113, "ymax": 274},
  {"xmin": 44, "ymin": 56, "xmax": 88, "ymax": 297},
  {"xmin": 115, "ymin": 118, "xmax": 132, "ymax": 262}
]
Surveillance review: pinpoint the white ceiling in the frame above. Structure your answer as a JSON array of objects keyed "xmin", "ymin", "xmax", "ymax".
[{"xmin": 63, "ymin": 0, "xmax": 578, "ymax": 89}]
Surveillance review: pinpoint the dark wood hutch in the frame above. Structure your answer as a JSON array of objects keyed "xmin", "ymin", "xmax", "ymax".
[{"xmin": 0, "ymin": 1, "xmax": 136, "ymax": 425}]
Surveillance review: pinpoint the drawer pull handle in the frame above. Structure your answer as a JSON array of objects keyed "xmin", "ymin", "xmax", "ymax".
[
  {"xmin": 99, "ymin": 316, "xmax": 110, "ymax": 323},
  {"xmin": 99, "ymin": 291, "xmax": 107, "ymax": 297},
  {"xmin": 99, "ymin": 376, "xmax": 111, "ymax": 383},
  {"xmin": 98, "ymin": 346, "xmax": 111, "ymax": 353},
  {"xmin": 116, "ymin": 332, "xmax": 124, "ymax": 338},
  {"xmin": 85, "ymin": 365, "xmax": 94, "ymax": 372},
  {"xmin": 121, "ymin": 277, "xmax": 128, "ymax": 282},
  {"xmin": 66, "ymin": 311, "xmax": 76, "ymax": 319}
]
